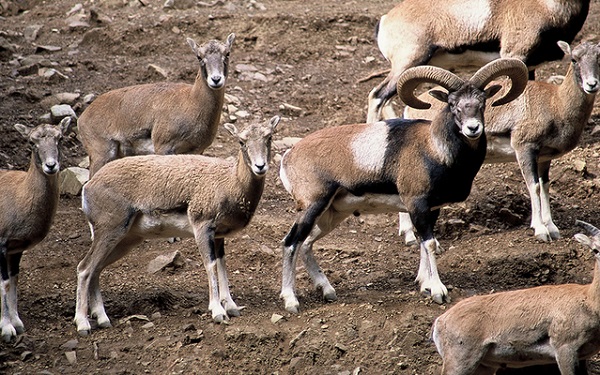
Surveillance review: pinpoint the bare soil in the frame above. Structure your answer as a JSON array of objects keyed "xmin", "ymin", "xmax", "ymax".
[{"xmin": 1, "ymin": 1, "xmax": 600, "ymax": 374}]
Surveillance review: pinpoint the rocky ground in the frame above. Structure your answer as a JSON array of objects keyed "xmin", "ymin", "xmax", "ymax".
[{"xmin": 1, "ymin": 0, "xmax": 600, "ymax": 374}]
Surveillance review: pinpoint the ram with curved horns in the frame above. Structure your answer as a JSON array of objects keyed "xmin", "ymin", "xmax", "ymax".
[{"xmin": 279, "ymin": 58, "xmax": 528, "ymax": 311}]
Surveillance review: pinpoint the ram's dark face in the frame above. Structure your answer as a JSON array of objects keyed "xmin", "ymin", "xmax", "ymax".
[{"xmin": 447, "ymin": 84, "xmax": 486, "ymax": 140}]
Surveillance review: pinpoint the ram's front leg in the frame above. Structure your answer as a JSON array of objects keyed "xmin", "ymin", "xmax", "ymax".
[
  {"xmin": 300, "ymin": 208, "xmax": 349, "ymax": 302},
  {"xmin": 411, "ymin": 208, "xmax": 448, "ymax": 304},
  {"xmin": 0, "ymin": 251, "xmax": 24, "ymax": 342},
  {"xmin": 517, "ymin": 148, "xmax": 554, "ymax": 241},
  {"xmin": 538, "ymin": 160, "xmax": 560, "ymax": 240},
  {"xmin": 398, "ymin": 212, "xmax": 418, "ymax": 246},
  {"xmin": 416, "ymin": 239, "xmax": 448, "ymax": 304},
  {"xmin": 194, "ymin": 221, "xmax": 228, "ymax": 323},
  {"xmin": 214, "ymin": 238, "xmax": 241, "ymax": 318}
]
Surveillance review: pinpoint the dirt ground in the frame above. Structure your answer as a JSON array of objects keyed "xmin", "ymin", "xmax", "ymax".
[{"xmin": 1, "ymin": 0, "xmax": 600, "ymax": 374}]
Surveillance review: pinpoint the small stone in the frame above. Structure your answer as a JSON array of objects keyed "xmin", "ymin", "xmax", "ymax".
[
  {"xmin": 68, "ymin": 19, "xmax": 90, "ymax": 30},
  {"xmin": 573, "ymin": 159, "xmax": 587, "ymax": 173},
  {"xmin": 252, "ymin": 72, "xmax": 268, "ymax": 82},
  {"xmin": 224, "ymin": 93, "xmax": 241, "ymax": 106},
  {"xmin": 34, "ymin": 44, "xmax": 62, "ymax": 53},
  {"xmin": 273, "ymin": 137, "xmax": 301, "ymax": 150},
  {"xmin": 20, "ymin": 351, "xmax": 33, "ymax": 361},
  {"xmin": 16, "ymin": 63, "xmax": 39, "ymax": 76},
  {"xmin": 234, "ymin": 110, "xmax": 250, "ymax": 119},
  {"xmin": 78, "ymin": 156, "xmax": 90, "ymax": 168},
  {"xmin": 147, "ymin": 251, "xmax": 184, "ymax": 273},
  {"xmin": 54, "ymin": 92, "xmax": 81, "ymax": 105},
  {"xmin": 65, "ymin": 351, "xmax": 77, "ymax": 364},
  {"xmin": 82, "ymin": 93, "xmax": 96, "ymax": 104},
  {"xmin": 60, "ymin": 339, "xmax": 79, "ymax": 350},
  {"xmin": 234, "ymin": 63, "xmax": 258, "ymax": 73},
  {"xmin": 59, "ymin": 167, "xmax": 89, "ymax": 196},
  {"xmin": 279, "ymin": 102, "xmax": 303, "ymax": 114},
  {"xmin": 141, "ymin": 322, "xmax": 155, "ymax": 329},
  {"xmin": 23, "ymin": 25, "xmax": 43, "ymax": 42},
  {"xmin": 66, "ymin": 3, "xmax": 83, "ymax": 16},
  {"xmin": 50, "ymin": 104, "xmax": 77, "ymax": 123},
  {"xmin": 119, "ymin": 314, "xmax": 149, "ymax": 325},
  {"xmin": 39, "ymin": 67, "xmax": 69, "ymax": 80},
  {"xmin": 270, "ymin": 313, "xmax": 284, "ymax": 324}
]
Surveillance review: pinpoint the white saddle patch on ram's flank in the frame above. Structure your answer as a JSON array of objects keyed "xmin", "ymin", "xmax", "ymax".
[
  {"xmin": 542, "ymin": 0, "xmax": 567, "ymax": 15},
  {"xmin": 448, "ymin": 0, "xmax": 491, "ymax": 33},
  {"xmin": 351, "ymin": 122, "xmax": 387, "ymax": 173}
]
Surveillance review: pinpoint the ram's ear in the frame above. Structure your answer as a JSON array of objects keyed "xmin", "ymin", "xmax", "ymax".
[
  {"xmin": 187, "ymin": 37, "xmax": 200, "ymax": 56},
  {"xmin": 58, "ymin": 116, "xmax": 72, "ymax": 135},
  {"xmin": 14, "ymin": 124, "xmax": 31, "ymax": 138},
  {"xmin": 226, "ymin": 33, "xmax": 235, "ymax": 48},
  {"xmin": 428, "ymin": 90, "xmax": 448, "ymax": 103},
  {"xmin": 269, "ymin": 116, "xmax": 280, "ymax": 132},
  {"xmin": 557, "ymin": 40, "xmax": 571, "ymax": 57},
  {"xmin": 224, "ymin": 123, "xmax": 238, "ymax": 136}
]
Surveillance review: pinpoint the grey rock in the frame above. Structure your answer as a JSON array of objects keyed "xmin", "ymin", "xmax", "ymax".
[
  {"xmin": 59, "ymin": 167, "xmax": 90, "ymax": 196},
  {"xmin": 147, "ymin": 251, "xmax": 184, "ymax": 274},
  {"xmin": 50, "ymin": 104, "xmax": 77, "ymax": 123}
]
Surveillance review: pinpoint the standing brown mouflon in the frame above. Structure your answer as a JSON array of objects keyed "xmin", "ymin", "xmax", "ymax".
[
  {"xmin": 367, "ymin": 0, "xmax": 589, "ymax": 122},
  {"xmin": 0, "ymin": 117, "xmax": 71, "ymax": 342},
  {"xmin": 74, "ymin": 116, "xmax": 280, "ymax": 335},
  {"xmin": 78, "ymin": 33, "xmax": 235, "ymax": 177}
]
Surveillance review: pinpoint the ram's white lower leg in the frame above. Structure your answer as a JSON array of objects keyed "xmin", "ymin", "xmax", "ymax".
[
  {"xmin": 302, "ymin": 208, "xmax": 351, "ymax": 301},
  {"xmin": 205, "ymin": 259, "xmax": 227, "ymax": 322},
  {"xmin": 527, "ymin": 180, "xmax": 553, "ymax": 242},
  {"xmin": 0, "ymin": 277, "xmax": 22, "ymax": 342},
  {"xmin": 415, "ymin": 239, "xmax": 448, "ymax": 304},
  {"xmin": 300, "ymin": 227, "xmax": 337, "ymax": 301},
  {"xmin": 74, "ymin": 266, "xmax": 93, "ymax": 335},
  {"xmin": 281, "ymin": 243, "xmax": 301, "ymax": 313},
  {"xmin": 89, "ymin": 273, "xmax": 110, "ymax": 328},
  {"xmin": 398, "ymin": 212, "xmax": 418, "ymax": 246},
  {"xmin": 216, "ymin": 256, "xmax": 240, "ymax": 317},
  {"xmin": 195, "ymin": 224, "xmax": 228, "ymax": 323},
  {"xmin": 7, "ymin": 276, "xmax": 23, "ymax": 334},
  {"xmin": 540, "ymin": 179, "xmax": 560, "ymax": 240}
]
